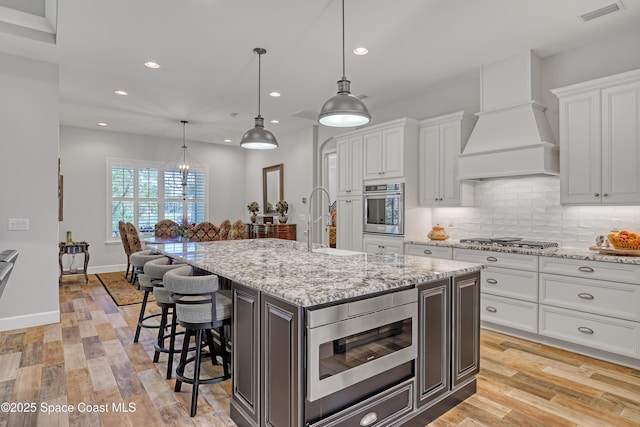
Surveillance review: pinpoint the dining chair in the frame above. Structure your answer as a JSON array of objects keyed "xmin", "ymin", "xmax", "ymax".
[
  {"xmin": 228, "ymin": 220, "xmax": 247, "ymax": 239},
  {"xmin": 155, "ymin": 219, "xmax": 181, "ymax": 239},
  {"xmin": 189, "ymin": 221, "xmax": 220, "ymax": 242},
  {"xmin": 218, "ymin": 219, "xmax": 231, "ymax": 240},
  {"xmin": 118, "ymin": 221, "xmax": 133, "ymax": 279}
]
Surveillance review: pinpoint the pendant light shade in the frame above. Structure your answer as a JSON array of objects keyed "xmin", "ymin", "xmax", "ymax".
[
  {"xmin": 240, "ymin": 48, "xmax": 278, "ymax": 150},
  {"xmin": 318, "ymin": 0, "xmax": 371, "ymax": 127}
]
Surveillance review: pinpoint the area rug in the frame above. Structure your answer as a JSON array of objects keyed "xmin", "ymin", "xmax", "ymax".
[{"xmin": 96, "ymin": 272, "xmax": 154, "ymax": 306}]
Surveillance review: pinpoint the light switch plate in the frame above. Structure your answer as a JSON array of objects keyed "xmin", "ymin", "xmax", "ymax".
[{"xmin": 8, "ymin": 218, "xmax": 29, "ymax": 231}]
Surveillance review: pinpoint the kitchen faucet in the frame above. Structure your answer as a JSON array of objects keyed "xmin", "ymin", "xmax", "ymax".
[{"xmin": 306, "ymin": 186, "xmax": 331, "ymax": 251}]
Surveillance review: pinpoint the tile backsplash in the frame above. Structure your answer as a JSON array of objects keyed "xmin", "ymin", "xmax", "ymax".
[{"xmin": 430, "ymin": 176, "xmax": 640, "ymax": 249}]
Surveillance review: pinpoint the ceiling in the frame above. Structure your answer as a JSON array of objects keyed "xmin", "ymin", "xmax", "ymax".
[{"xmin": 0, "ymin": 0, "xmax": 639, "ymax": 146}]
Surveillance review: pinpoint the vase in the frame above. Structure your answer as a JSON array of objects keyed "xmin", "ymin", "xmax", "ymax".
[
  {"xmin": 250, "ymin": 214, "xmax": 256, "ymax": 224},
  {"xmin": 427, "ymin": 224, "xmax": 448, "ymax": 240},
  {"xmin": 278, "ymin": 214, "xmax": 288, "ymax": 224}
]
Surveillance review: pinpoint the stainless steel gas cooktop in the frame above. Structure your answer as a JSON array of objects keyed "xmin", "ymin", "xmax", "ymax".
[{"xmin": 459, "ymin": 237, "xmax": 558, "ymax": 250}]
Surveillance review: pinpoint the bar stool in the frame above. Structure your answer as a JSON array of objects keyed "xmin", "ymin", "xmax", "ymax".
[
  {"xmin": 163, "ymin": 266, "xmax": 231, "ymax": 417},
  {"xmin": 133, "ymin": 255, "xmax": 171, "ymax": 343},
  {"xmin": 130, "ymin": 250, "xmax": 164, "ymax": 286},
  {"xmin": 143, "ymin": 258, "xmax": 186, "ymax": 379}
]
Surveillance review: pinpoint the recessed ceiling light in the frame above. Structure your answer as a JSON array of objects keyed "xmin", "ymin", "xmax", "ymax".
[
  {"xmin": 97, "ymin": 122, "xmax": 108, "ymax": 127},
  {"xmin": 353, "ymin": 47, "xmax": 368, "ymax": 55},
  {"xmin": 269, "ymin": 91, "xmax": 281, "ymax": 97},
  {"xmin": 270, "ymin": 120, "xmax": 279, "ymax": 124},
  {"xmin": 114, "ymin": 90, "xmax": 128, "ymax": 96},
  {"xmin": 224, "ymin": 139, "xmax": 231, "ymax": 143},
  {"xmin": 144, "ymin": 61, "xmax": 161, "ymax": 69}
]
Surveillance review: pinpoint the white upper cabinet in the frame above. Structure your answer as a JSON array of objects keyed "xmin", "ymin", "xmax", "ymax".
[
  {"xmin": 337, "ymin": 135, "xmax": 363, "ymax": 196},
  {"xmin": 552, "ymin": 69, "xmax": 640, "ymax": 205},
  {"xmin": 362, "ymin": 121, "xmax": 414, "ymax": 180},
  {"xmin": 419, "ymin": 112, "xmax": 476, "ymax": 206}
]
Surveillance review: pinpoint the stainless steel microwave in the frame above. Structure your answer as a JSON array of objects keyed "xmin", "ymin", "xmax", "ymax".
[{"xmin": 363, "ymin": 182, "xmax": 404, "ymax": 235}]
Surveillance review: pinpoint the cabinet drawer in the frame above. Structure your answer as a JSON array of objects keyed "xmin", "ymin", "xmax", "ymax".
[
  {"xmin": 539, "ymin": 305, "xmax": 640, "ymax": 358},
  {"xmin": 481, "ymin": 267, "xmax": 538, "ymax": 302},
  {"xmin": 404, "ymin": 244, "xmax": 453, "ymax": 260},
  {"xmin": 309, "ymin": 380, "xmax": 413, "ymax": 427},
  {"xmin": 539, "ymin": 273, "xmax": 640, "ymax": 322},
  {"xmin": 454, "ymin": 249, "xmax": 538, "ymax": 271},
  {"xmin": 539, "ymin": 256, "xmax": 640, "ymax": 284},
  {"xmin": 481, "ymin": 294, "xmax": 538, "ymax": 333}
]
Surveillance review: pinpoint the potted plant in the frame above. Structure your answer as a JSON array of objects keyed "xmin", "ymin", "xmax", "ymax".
[
  {"xmin": 276, "ymin": 200, "xmax": 289, "ymax": 224},
  {"xmin": 247, "ymin": 201, "xmax": 260, "ymax": 223}
]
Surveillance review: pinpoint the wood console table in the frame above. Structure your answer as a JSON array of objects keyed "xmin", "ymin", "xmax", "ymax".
[
  {"xmin": 244, "ymin": 223, "xmax": 297, "ymax": 241},
  {"xmin": 58, "ymin": 241, "xmax": 90, "ymax": 284}
]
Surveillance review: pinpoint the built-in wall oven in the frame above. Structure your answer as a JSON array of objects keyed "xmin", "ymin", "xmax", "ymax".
[
  {"xmin": 306, "ymin": 288, "xmax": 417, "ymax": 403},
  {"xmin": 363, "ymin": 182, "xmax": 404, "ymax": 235}
]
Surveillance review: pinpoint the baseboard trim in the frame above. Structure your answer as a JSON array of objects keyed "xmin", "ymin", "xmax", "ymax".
[
  {"xmin": 0, "ymin": 310, "xmax": 60, "ymax": 332},
  {"xmin": 87, "ymin": 264, "xmax": 126, "ymax": 275}
]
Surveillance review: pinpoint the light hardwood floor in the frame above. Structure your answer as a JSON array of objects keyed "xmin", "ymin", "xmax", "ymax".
[{"xmin": 0, "ymin": 275, "xmax": 639, "ymax": 426}]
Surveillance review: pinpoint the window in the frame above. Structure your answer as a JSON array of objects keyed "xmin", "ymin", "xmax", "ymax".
[{"xmin": 107, "ymin": 158, "xmax": 207, "ymax": 240}]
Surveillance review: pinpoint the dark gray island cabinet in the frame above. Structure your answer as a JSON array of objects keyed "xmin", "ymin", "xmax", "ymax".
[
  {"xmin": 143, "ymin": 239, "xmax": 481, "ymax": 427},
  {"xmin": 230, "ymin": 271, "xmax": 480, "ymax": 427}
]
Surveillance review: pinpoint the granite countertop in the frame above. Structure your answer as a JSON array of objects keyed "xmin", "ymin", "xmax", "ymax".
[
  {"xmin": 146, "ymin": 239, "xmax": 483, "ymax": 307},
  {"xmin": 405, "ymin": 238, "xmax": 640, "ymax": 265}
]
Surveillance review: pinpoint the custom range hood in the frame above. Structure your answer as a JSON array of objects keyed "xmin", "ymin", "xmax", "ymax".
[{"xmin": 458, "ymin": 51, "xmax": 559, "ymax": 180}]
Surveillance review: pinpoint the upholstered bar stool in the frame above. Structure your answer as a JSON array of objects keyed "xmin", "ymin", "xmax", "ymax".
[
  {"xmin": 163, "ymin": 266, "xmax": 231, "ymax": 417},
  {"xmin": 142, "ymin": 257, "xmax": 186, "ymax": 379},
  {"xmin": 0, "ymin": 249, "xmax": 18, "ymax": 264},
  {"xmin": 133, "ymin": 255, "xmax": 171, "ymax": 343},
  {"xmin": 130, "ymin": 250, "xmax": 164, "ymax": 286}
]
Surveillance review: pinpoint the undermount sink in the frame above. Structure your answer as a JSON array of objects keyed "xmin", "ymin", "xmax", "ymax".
[{"xmin": 312, "ymin": 247, "xmax": 363, "ymax": 257}]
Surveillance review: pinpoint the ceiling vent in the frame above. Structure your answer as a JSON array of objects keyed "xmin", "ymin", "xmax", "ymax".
[{"xmin": 579, "ymin": 1, "xmax": 623, "ymax": 22}]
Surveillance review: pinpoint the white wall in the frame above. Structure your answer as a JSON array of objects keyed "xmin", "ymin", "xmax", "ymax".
[
  {"xmin": 0, "ymin": 52, "xmax": 60, "ymax": 331},
  {"xmin": 244, "ymin": 126, "xmax": 315, "ymax": 241},
  {"xmin": 59, "ymin": 126, "xmax": 246, "ymax": 271}
]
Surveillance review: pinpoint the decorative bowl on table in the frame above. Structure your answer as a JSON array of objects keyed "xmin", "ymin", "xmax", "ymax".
[{"xmin": 608, "ymin": 230, "xmax": 640, "ymax": 249}]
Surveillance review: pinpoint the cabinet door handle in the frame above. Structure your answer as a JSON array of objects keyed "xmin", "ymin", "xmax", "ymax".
[
  {"xmin": 578, "ymin": 266, "xmax": 594, "ymax": 273},
  {"xmin": 486, "ymin": 278, "xmax": 498, "ymax": 284},
  {"xmin": 603, "ymin": 193, "xmax": 608, "ymax": 197},
  {"xmin": 486, "ymin": 256, "xmax": 498, "ymax": 262},
  {"xmin": 434, "ymin": 198, "xmax": 438, "ymax": 202},
  {"xmin": 423, "ymin": 249, "xmax": 432, "ymax": 255},
  {"xmin": 485, "ymin": 306, "xmax": 497, "ymax": 313},
  {"xmin": 360, "ymin": 412, "xmax": 378, "ymax": 426},
  {"xmin": 594, "ymin": 193, "xmax": 600, "ymax": 197},
  {"xmin": 578, "ymin": 326, "xmax": 594, "ymax": 335},
  {"xmin": 578, "ymin": 293, "xmax": 594, "ymax": 300}
]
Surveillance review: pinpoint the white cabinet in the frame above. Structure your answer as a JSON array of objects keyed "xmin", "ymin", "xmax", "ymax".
[
  {"xmin": 336, "ymin": 197, "xmax": 362, "ymax": 252},
  {"xmin": 419, "ymin": 112, "xmax": 476, "ymax": 206},
  {"xmin": 363, "ymin": 125, "xmax": 405, "ymax": 179},
  {"xmin": 454, "ymin": 248, "xmax": 539, "ymax": 333},
  {"xmin": 355, "ymin": 118, "xmax": 418, "ymax": 181},
  {"xmin": 538, "ymin": 256, "xmax": 640, "ymax": 360},
  {"xmin": 404, "ymin": 244, "xmax": 452, "ymax": 260},
  {"xmin": 362, "ymin": 234, "xmax": 404, "ymax": 255},
  {"xmin": 336, "ymin": 135, "xmax": 363, "ymax": 196},
  {"xmin": 552, "ymin": 69, "xmax": 640, "ymax": 205}
]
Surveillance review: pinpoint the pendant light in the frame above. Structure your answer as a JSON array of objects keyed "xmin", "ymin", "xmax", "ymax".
[
  {"xmin": 240, "ymin": 48, "xmax": 278, "ymax": 150},
  {"xmin": 164, "ymin": 120, "xmax": 203, "ymax": 217},
  {"xmin": 318, "ymin": 0, "xmax": 371, "ymax": 128}
]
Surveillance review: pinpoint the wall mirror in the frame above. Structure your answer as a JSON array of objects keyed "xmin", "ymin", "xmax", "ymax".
[{"xmin": 263, "ymin": 163, "xmax": 284, "ymax": 214}]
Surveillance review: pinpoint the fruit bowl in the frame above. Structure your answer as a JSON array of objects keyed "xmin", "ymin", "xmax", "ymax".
[{"xmin": 608, "ymin": 230, "xmax": 640, "ymax": 249}]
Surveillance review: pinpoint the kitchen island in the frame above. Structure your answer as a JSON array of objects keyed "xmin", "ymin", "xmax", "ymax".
[{"xmin": 147, "ymin": 238, "xmax": 484, "ymax": 427}]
